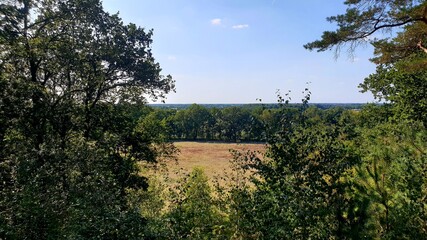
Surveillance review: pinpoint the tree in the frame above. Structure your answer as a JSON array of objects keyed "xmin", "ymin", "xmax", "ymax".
[
  {"xmin": 226, "ymin": 97, "xmax": 366, "ymax": 239},
  {"xmin": 304, "ymin": 0, "xmax": 427, "ymax": 56},
  {"xmin": 306, "ymin": 0, "xmax": 427, "ymax": 124},
  {"xmin": 167, "ymin": 168, "xmax": 226, "ymax": 239},
  {"xmin": 217, "ymin": 107, "xmax": 253, "ymax": 142},
  {"xmin": 306, "ymin": 2, "xmax": 427, "ymax": 236},
  {"xmin": 0, "ymin": 0, "xmax": 174, "ymax": 238},
  {"xmin": 353, "ymin": 118, "xmax": 427, "ymax": 238},
  {"xmin": 360, "ymin": 64, "xmax": 427, "ymax": 124},
  {"xmin": 186, "ymin": 104, "xmax": 212, "ymax": 140}
]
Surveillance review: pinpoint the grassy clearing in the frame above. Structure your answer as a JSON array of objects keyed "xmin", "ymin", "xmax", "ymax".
[{"xmin": 161, "ymin": 142, "xmax": 265, "ymax": 181}]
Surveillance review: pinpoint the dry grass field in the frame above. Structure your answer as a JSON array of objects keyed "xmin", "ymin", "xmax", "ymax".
[{"xmin": 164, "ymin": 142, "xmax": 265, "ymax": 180}]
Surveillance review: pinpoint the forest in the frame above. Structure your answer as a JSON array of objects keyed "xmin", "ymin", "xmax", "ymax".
[
  {"xmin": 0, "ymin": 0, "xmax": 426, "ymax": 239},
  {"xmin": 136, "ymin": 103, "xmax": 364, "ymax": 142}
]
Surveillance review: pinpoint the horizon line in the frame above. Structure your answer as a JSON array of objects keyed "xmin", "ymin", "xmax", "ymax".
[{"xmin": 148, "ymin": 102, "xmax": 379, "ymax": 105}]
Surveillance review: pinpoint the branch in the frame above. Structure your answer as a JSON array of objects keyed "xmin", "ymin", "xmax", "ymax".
[
  {"xmin": 417, "ymin": 40, "xmax": 427, "ymax": 54},
  {"xmin": 349, "ymin": 18, "xmax": 417, "ymax": 42},
  {"xmin": 305, "ymin": 14, "xmax": 427, "ymax": 52}
]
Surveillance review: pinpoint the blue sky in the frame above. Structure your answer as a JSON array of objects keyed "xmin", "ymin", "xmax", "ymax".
[{"xmin": 102, "ymin": 0, "xmax": 377, "ymax": 103}]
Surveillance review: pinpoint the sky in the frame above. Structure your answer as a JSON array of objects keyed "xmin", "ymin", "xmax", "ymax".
[{"xmin": 102, "ymin": 0, "xmax": 378, "ymax": 104}]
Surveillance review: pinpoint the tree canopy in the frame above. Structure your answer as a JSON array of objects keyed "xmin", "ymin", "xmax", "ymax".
[
  {"xmin": 304, "ymin": 0, "xmax": 427, "ymax": 57},
  {"xmin": 0, "ymin": 0, "xmax": 174, "ymax": 238},
  {"xmin": 305, "ymin": 0, "xmax": 427, "ymax": 124}
]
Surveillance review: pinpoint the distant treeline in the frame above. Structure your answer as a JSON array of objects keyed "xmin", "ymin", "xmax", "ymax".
[
  {"xmin": 149, "ymin": 103, "xmax": 367, "ymax": 110},
  {"xmin": 136, "ymin": 103, "xmax": 361, "ymax": 142}
]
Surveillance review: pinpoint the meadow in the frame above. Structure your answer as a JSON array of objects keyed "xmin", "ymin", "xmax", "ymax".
[{"xmin": 163, "ymin": 142, "xmax": 265, "ymax": 180}]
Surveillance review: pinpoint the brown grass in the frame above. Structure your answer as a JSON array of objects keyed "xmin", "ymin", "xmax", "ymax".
[{"xmin": 164, "ymin": 142, "xmax": 265, "ymax": 180}]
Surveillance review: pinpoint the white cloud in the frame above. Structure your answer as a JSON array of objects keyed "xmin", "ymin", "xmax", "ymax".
[
  {"xmin": 210, "ymin": 18, "xmax": 222, "ymax": 25},
  {"xmin": 232, "ymin": 24, "xmax": 249, "ymax": 29}
]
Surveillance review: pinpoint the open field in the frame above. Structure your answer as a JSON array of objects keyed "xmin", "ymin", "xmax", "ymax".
[{"xmin": 165, "ymin": 142, "xmax": 266, "ymax": 180}]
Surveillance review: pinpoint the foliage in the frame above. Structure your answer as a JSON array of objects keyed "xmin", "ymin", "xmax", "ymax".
[
  {"xmin": 305, "ymin": 1, "xmax": 427, "ymax": 237},
  {"xmin": 166, "ymin": 167, "xmax": 227, "ymax": 239},
  {"xmin": 353, "ymin": 120, "xmax": 427, "ymax": 239},
  {"xmin": 306, "ymin": 3, "xmax": 427, "ymax": 235},
  {"xmin": 143, "ymin": 104, "xmax": 354, "ymax": 143},
  {"xmin": 361, "ymin": 64, "xmax": 427, "ymax": 125},
  {"xmin": 304, "ymin": 0, "xmax": 427, "ymax": 56},
  {"xmin": 0, "ymin": 0, "xmax": 174, "ymax": 238},
  {"xmin": 138, "ymin": 175, "xmax": 171, "ymax": 239},
  {"xmin": 217, "ymin": 94, "xmax": 365, "ymax": 239},
  {"xmin": 216, "ymin": 102, "xmax": 426, "ymax": 239},
  {"xmin": 307, "ymin": 1, "xmax": 427, "ymax": 122}
]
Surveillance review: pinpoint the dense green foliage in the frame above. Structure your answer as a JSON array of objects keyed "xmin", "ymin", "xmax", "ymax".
[
  {"xmin": 137, "ymin": 103, "xmax": 360, "ymax": 143},
  {"xmin": 225, "ymin": 103, "xmax": 426, "ymax": 239},
  {"xmin": 0, "ymin": 0, "xmax": 174, "ymax": 238}
]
